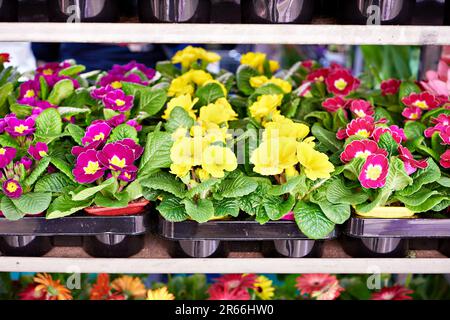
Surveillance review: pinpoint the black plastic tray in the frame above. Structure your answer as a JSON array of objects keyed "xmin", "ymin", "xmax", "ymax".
[
  {"xmin": 158, "ymin": 216, "xmax": 338, "ymax": 258},
  {"xmin": 0, "ymin": 214, "xmax": 149, "ymax": 258},
  {"xmin": 343, "ymin": 216, "xmax": 450, "ymax": 258}
]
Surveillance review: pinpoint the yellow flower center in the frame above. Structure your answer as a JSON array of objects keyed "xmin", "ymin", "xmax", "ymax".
[
  {"xmin": 124, "ymin": 172, "xmax": 131, "ymax": 179},
  {"xmin": 115, "ymin": 99, "xmax": 126, "ymax": 107},
  {"xmin": 317, "ymin": 76, "xmax": 325, "ymax": 82},
  {"xmin": 6, "ymin": 182, "xmax": 18, "ymax": 193},
  {"xmin": 0, "ymin": 148, "xmax": 5, "ymax": 155},
  {"xmin": 93, "ymin": 132, "xmax": 105, "ymax": 141},
  {"xmin": 111, "ymin": 81, "xmax": 122, "ymax": 89},
  {"xmin": 83, "ymin": 161, "xmax": 100, "ymax": 175},
  {"xmin": 355, "ymin": 150, "xmax": 371, "ymax": 159},
  {"xmin": 354, "ymin": 109, "xmax": 366, "ymax": 117},
  {"xmin": 366, "ymin": 164, "xmax": 382, "ymax": 180},
  {"xmin": 334, "ymin": 78, "xmax": 348, "ymax": 91},
  {"xmin": 43, "ymin": 69, "xmax": 53, "ymax": 75},
  {"xmin": 38, "ymin": 150, "xmax": 48, "ymax": 157},
  {"xmin": 356, "ymin": 129, "xmax": 370, "ymax": 138},
  {"xmin": 410, "ymin": 113, "xmax": 419, "ymax": 120},
  {"xmin": 109, "ymin": 155, "xmax": 126, "ymax": 169},
  {"xmin": 14, "ymin": 124, "xmax": 28, "ymax": 134},
  {"xmin": 413, "ymin": 100, "xmax": 428, "ymax": 110},
  {"xmin": 24, "ymin": 90, "xmax": 35, "ymax": 98}
]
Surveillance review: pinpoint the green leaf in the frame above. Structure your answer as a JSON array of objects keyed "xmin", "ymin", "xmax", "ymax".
[
  {"xmin": 0, "ymin": 82, "xmax": 13, "ymax": 114},
  {"xmin": 378, "ymin": 132, "xmax": 398, "ymax": 156},
  {"xmin": 124, "ymin": 180, "xmax": 142, "ymax": 201},
  {"xmin": 406, "ymin": 195, "xmax": 449, "ymax": 213},
  {"xmin": 156, "ymin": 61, "xmax": 181, "ymax": 79},
  {"xmin": 186, "ymin": 178, "xmax": 220, "ymax": 199},
  {"xmin": 396, "ymin": 188, "xmax": 439, "ymax": 207},
  {"xmin": 50, "ymin": 157, "xmax": 75, "ymax": 181},
  {"xmin": 195, "ymin": 82, "xmax": 225, "ymax": 106},
  {"xmin": 11, "ymin": 192, "xmax": 51, "ymax": 215},
  {"xmin": 35, "ymin": 173, "xmax": 76, "ymax": 193},
  {"xmin": 139, "ymin": 127, "xmax": 173, "ymax": 174},
  {"xmin": 0, "ymin": 134, "xmax": 19, "ymax": 148},
  {"xmin": 10, "ymin": 103, "xmax": 33, "ymax": 117},
  {"xmin": 217, "ymin": 175, "xmax": 258, "ymax": 198},
  {"xmin": 164, "ymin": 106, "xmax": 195, "ymax": 133},
  {"xmin": 139, "ymin": 88, "xmax": 167, "ymax": 117},
  {"xmin": 214, "ymin": 198, "xmax": 240, "ymax": 217},
  {"xmin": 59, "ymin": 65, "xmax": 86, "ymax": 77},
  {"xmin": 437, "ymin": 177, "xmax": 450, "ymax": 188},
  {"xmin": 47, "ymin": 79, "xmax": 74, "ymax": 105},
  {"xmin": 24, "ymin": 157, "xmax": 51, "ymax": 187},
  {"xmin": 326, "ymin": 177, "xmax": 369, "ymax": 205},
  {"xmin": 311, "ymin": 123, "xmax": 342, "ymax": 153},
  {"xmin": 398, "ymin": 159, "xmax": 440, "ymax": 196},
  {"xmin": 94, "ymin": 192, "xmax": 130, "ymax": 208},
  {"xmin": 140, "ymin": 172, "xmax": 186, "ymax": 198},
  {"xmin": 57, "ymin": 107, "xmax": 90, "ymax": 118},
  {"xmin": 46, "ymin": 194, "xmax": 93, "ymax": 219},
  {"xmin": 157, "ymin": 196, "xmax": 188, "ymax": 222},
  {"xmin": 70, "ymin": 178, "xmax": 115, "ymax": 201},
  {"xmin": 399, "ymin": 81, "xmax": 421, "ymax": 100},
  {"xmin": 268, "ymin": 176, "xmax": 304, "ymax": 196},
  {"xmin": 64, "ymin": 123, "xmax": 84, "ymax": 145},
  {"xmin": 35, "ymin": 108, "xmax": 62, "ymax": 138},
  {"xmin": 107, "ymin": 124, "xmax": 138, "ymax": 143},
  {"xmin": 253, "ymin": 83, "xmax": 284, "ymax": 96},
  {"xmin": 293, "ymin": 201, "xmax": 335, "ymax": 239},
  {"xmin": 1, "ymin": 197, "xmax": 25, "ymax": 221},
  {"xmin": 311, "ymin": 191, "xmax": 350, "ymax": 224},
  {"xmin": 183, "ymin": 198, "xmax": 215, "ymax": 223},
  {"xmin": 236, "ymin": 65, "xmax": 259, "ymax": 95}
]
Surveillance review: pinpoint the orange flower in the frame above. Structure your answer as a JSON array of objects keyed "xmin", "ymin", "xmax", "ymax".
[
  {"xmin": 33, "ymin": 273, "xmax": 72, "ymax": 300},
  {"xmin": 90, "ymin": 273, "xmax": 112, "ymax": 300},
  {"xmin": 111, "ymin": 275, "xmax": 146, "ymax": 299}
]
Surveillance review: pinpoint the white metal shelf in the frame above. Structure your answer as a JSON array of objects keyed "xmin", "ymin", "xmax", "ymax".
[{"xmin": 0, "ymin": 23, "xmax": 449, "ymax": 45}]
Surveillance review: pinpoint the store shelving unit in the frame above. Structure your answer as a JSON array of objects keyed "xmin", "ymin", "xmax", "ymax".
[{"xmin": 0, "ymin": 22, "xmax": 449, "ymax": 273}]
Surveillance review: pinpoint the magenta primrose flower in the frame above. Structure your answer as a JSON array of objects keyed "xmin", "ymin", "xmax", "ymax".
[
  {"xmin": 2, "ymin": 179, "xmax": 23, "ymax": 199},
  {"xmin": 91, "ymin": 85, "xmax": 114, "ymax": 100},
  {"xmin": 4, "ymin": 115, "xmax": 35, "ymax": 137},
  {"xmin": 380, "ymin": 79, "xmax": 401, "ymax": 96},
  {"xmin": 117, "ymin": 138, "xmax": 144, "ymax": 160},
  {"xmin": 107, "ymin": 114, "xmax": 127, "ymax": 128},
  {"xmin": 18, "ymin": 80, "xmax": 39, "ymax": 103},
  {"xmin": 99, "ymin": 73, "xmax": 143, "ymax": 89},
  {"xmin": 102, "ymin": 89, "xmax": 134, "ymax": 112},
  {"xmin": 440, "ymin": 149, "xmax": 450, "ymax": 168},
  {"xmin": 359, "ymin": 154, "xmax": 389, "ymax": 189},
  {"xmin": 373, "ymin": 125, "xmax": 407, "ymax": 144},
  {"xmin": 81, "ymin": 122, "xmax": 112, "ymax": 146},
  {"xmin": 402, "ymin": 92, "xmax": 440, "ymax": 111},
  {"xmin": 340, "ymin": 139, "xmax": 387, "ymax": 163},
  {"xmin": 402, "ymin": 106, "xmax": 422, "ymax": 121},
  {"xmin": 36, "ymin": 61, "xmax": 71, "ymax": 76},
  {"xmin": 0, "ymin": 118, "xmax": 6, "ymax": 133},
  {"xmin": 118, "ymin": 171, "xmax": 137, "ymax": 182},
  {"xmin": 322, "ymin": 96, "xmax": 348, "ymax": 113},
  {"xmin": 424, "ymin": 114, "xmax": 450, "ymax": 138},
  {"xmin": 126, "ymin": 119, "xmax": 142, "ymax": 132},
  {"xmin": 349, "ymin": 99, "xmax": 374, "ymax": 118},
  {"xmin": 19, "ymin": 156, "xmax": 33, "ymax": 170},
  {"xmin": 28, "ymin": 142, "xmax": 48, "ymax": 160},
  {"xmin": 398, "ymin": 145, "xmax": 428, "ymax": 175},
  {"xmin": 72, "ymin": 149, "xmax": 105, "ymax": 184},
  {"xmin": 0, "ymin": 146, "xmax": 16, "ymax": 168},
  {"xmin": 337, "ymin": 117, "xmax": 375, "ymax": 140},
  {"xmin": 98, "ymin": 142, "xmax": 138, "ymax": 173},
  {"xmin": 439, "ymin": 126, "xmax": 450, "ymax": 145}
]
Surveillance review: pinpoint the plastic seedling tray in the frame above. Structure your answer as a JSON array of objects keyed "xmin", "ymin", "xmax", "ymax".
[
  {"xmin": 0, "ymin": 214, "xmax": 149, "ymax": 258},
  {"xmin": 157, "ymin": 216, "xmax": 339, "ymax": 258},
  {"xmin": 343, "ymin": 215, "xmax": 450, "ymax": 258}
]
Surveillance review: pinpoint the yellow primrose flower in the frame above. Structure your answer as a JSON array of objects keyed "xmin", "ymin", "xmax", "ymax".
[
  {"xmin": 190, "ymin": 125, "xmax": 206, "ymax": 138},
  {"xmin": 204, "ymin": 79, "xmax": 227, "ymax": 95},
  {"xmin": 146, "ymin": 287, "xmax": 175, "ymax": 301},
  {"xmin": 201, "ymin": 145, "xmax": 238, "ymax": 178},
  {"xmin": 241, "ymin": 52, "xmax": 279, "ymax": 74},
  {"xmin": 250, "ymin": 76, "xmax": 292, "ymax": 94},
  {"xmin": 249, "ymin": 94, "xmax": 283, "ymax": 122},
  {"xmin": 198, "ymin": 98, "xmax": 237, "ymax": 125},
  {"xmin": 263, "ymin": 115, "xmax": 309, "ymax": 141},
  {"xmin": 163, "ymin": 94, "xmax": 198, "ymax": 120},
  {"xmin": 285, "ymin": 166, "xmax": 299, "ymax": 178},
  {"xmin": 203, "ymin": 125, "xmax": 230, "ymax": 144},
  {"xmin": 254, "ymin": 276, "xmax": 275, "ymax": 300},
  {"xmin": 170, "ymin": 163, "xmax": 191, "ymax": 177},
  {"xmin": 250, "ymin": 137, "xmax": 298, "ymax": 176},
  {"xmin": 168, "ymin": 75, "xmax": 195, "ymax": 97},
  {"xmin": 303, "ymin": 136, "xmax": 316, "ymax": 147},
  {"xmin": 185, "ymin": 69, "xmax": 213, "ymax": 86},
  {"xmin": 201, "ymin": 50, "xmax": 221, "ymax": 64},
  {"xmin": 172, "ymin": 46, "xmax": 221, "ymax": 69},
  {"xmin": 297, "ymin": 142, "xmax": 334, "ymax": 181},
  {"xmin": 171, "ymin": 127, "xmax": 188, "ymax": 141},
  {"xmin": 250, "ymin": 75, "xmax": 269, "ymax": 88},
  {"xmin": 170, "ymin": 137, "xmax": 196, "ymax": 166},
  {"xmin": 196, "ymin": 168, "xmax": 211, "ymax": 181}
]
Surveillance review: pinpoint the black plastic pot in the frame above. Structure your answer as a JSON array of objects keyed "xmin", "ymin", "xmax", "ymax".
[
  {"xmin": 412, "ymin": 0, "xmax": 445, "ymax": 25},
  {"xmin": 211, "ymin": 0, "xmax": 241, "ymax": 23},
  {"xmin": 339, "ymin": 0, "xmax": 414, "ymax": 25},
  {"xmin": 0, "ymin": 0, "xmax": 18, "ymax": 22},
  {"xmin": 138, "ymin": 0, "xmax": 211, "ymax": 23},
  {"xmin": 343, "ymin": 216, "xmax": 450, "ymax": 258},
  {"xmin": 445, "ymin": 0, "xmax": 450, "ymax": 25},
  {"xmin": 314, "ymin": 0, "xmax": 338, "ymax": 19},
  {"xmin": 242, "ymin": 0, "xmax": 315, "ymax": 24},
  {"xmin": 47, "ymin": 0, "xmax": 119, "ymax": 22},
  {"xmin": 0, "ymin": 214, "xmax": 149, "ymax": 258},
  {"xmin": 158, "ymin": 216, "xmax": 338, "ymax": 258}
]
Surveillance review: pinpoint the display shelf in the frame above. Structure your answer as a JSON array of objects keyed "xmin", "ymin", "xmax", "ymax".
[
  {"xmin": 0, "ymin": 23, "xmax": 449, "ymax": 45},
  {"xmin": 0, "ymin": 236, "xmax": 448, "ymax": 274}
]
